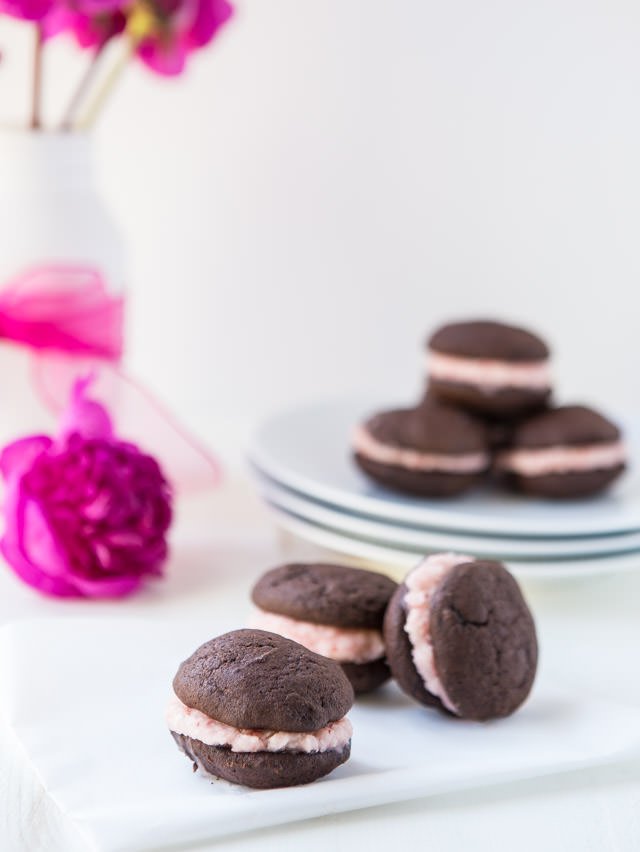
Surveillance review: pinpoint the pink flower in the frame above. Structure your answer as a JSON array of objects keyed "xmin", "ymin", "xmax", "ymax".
[
  {"xmin": 134, "ymin": 0, "xmax": 233, "ymax": 76},
  {"xmin": 39, "ymin": 0, "xmax": 128, "ymax": 42},
  {"xmin": 0, "ymin": 377, "xmax": 172, "ymax": 598},
  {"xmin": 61, "ymin": 6, "xmax": 127, "ymax": 48},
  {"xmin": 0, "ymin": 0, "xmax": 56, "ymax": 21},
  {"xmin": 0, "ymin": 0, "xmax": 124, "ymax": 24}
]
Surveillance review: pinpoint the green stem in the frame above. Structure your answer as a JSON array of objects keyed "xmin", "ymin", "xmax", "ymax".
[
  {"xmin": 78, "ymin": 40, "xmax": 135, "ymax": 131},
  {"xmin": 60, "ymin": 44, "xmax": 107, "ymax": 132},
  {"xmin": 30, "ymin": 24, "xmax": 44, "ymax": 130}
]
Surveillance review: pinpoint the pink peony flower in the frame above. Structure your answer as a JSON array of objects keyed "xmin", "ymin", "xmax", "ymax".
[
  {"xmin": 134, "ymin": 0, "xmax": 233, "ymax": 76},
  {"xmin": 0, "ymin": 377, "xmax": 172, "ymax": 598}
]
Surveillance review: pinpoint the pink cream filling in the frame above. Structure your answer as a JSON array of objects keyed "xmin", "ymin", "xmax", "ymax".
[
  {"xmin": 166, "ymin": 693, "xmax": 353, "ymax": 753},
  {"xmin": 498, "ymin": 440, "xmax": 626, "ymax": 477},
  {"xmin": 251, "ymin": 608, "xmax": 385, "ymax": 664},
  {"xmin": 404, "ymin": 552, "xmax": 473, "ymax": 715},
  {"xmin": 428, "ymin": 350, "xmax": 551, "ymax": 392},
  {"xmin": 353, "ymin": 425, "xmax": 489, "ymax": 474}
]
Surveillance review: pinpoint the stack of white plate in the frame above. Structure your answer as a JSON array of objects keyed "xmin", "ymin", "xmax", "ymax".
[{"xmin": 248, "ymin": 399, "xmax": 640, "ymax": 580}]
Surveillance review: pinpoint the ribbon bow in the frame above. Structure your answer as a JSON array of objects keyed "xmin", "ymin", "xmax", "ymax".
[{"xmin": 0, "ymin": 264, "xmax": 220, "ymax": 491}]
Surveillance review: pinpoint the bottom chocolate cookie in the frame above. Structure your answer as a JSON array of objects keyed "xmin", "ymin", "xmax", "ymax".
[
  {"xmin": 503, "ymin": 465, "xmax": 625, "ymax": 499},
  {"xmin": 341, "ymin": 658, "xmax": 391, "ymax": 695},
  {"xmin": 354, "ymin": 454, "xmax": 480, "ymax": 497},
  {"xmin": 172, "ymin": 733, "xmax": 351, "ymax": 789},
  {"xmin": 429, "ymin": 379, "xmax": 550, "ymax": 418}
]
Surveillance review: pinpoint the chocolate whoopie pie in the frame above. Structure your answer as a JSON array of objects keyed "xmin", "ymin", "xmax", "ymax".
[
  {"xmin": 427, "ymin": 320, "xmax": 552, "ymax": 416},
  {"xmin": 251, "ymin": 563, "xmax": 397, "ymax": 694},
  {"xmin": 352, "ymin": 397, "xmax": 490, "ymax": 497},
  {"xmin": 384, "ymin": 554, "xmax": 537, "ymax": 721},
  {"xmin": 168, "ymin": 629, "xmax": 354, "ymax": 788},
  {"xmin": 497, "ymin": 405, "xmax": 626, "ymax": 498}
]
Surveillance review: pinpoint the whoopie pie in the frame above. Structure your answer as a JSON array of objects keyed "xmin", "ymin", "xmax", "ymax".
[
  {"xmin": 384, "ymin": 553, "xmax": 538, "ymax": 721},
  {"xmin": 496, "ymin": 404, "xmax": 626, "ymax": 498},
  {"xmin": 352, "ymin": 396, "xmax": 490, "ymax": 497},
  {"xmin": 168, "ymin": 629, "xmax": 354, "ymax": 788},
  {"xmin": 427, "ymin": 319, "xmax": 552, "ymax": 417},
  {"xmin": 251, "ymin": 563, "xmax": 397, "ymax": 694}
]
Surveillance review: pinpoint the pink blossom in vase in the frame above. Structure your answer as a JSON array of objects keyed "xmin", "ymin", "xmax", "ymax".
[
  {"xmin": 57, "ymin": 4, "xmax": 128, "ymax": 48},
  {"xmin": 132, "ymin": 0, "xmax": 233, "ymax": 76},
  {"xmin": 39, "ymin": 0, "xmax": 130, "ymax": 42},
  {"xmin": 0, "ymin": 0, "xmax": 56, "ymax": 22}
]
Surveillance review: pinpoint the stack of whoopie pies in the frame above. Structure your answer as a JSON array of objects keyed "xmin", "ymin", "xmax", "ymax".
[
  {"xmin": 353, "ymin": 319, "xmax": 627, "ymax": 499},
  {"xmin": 167, "ymin": 557, "xmax": 538, "ymax": 790}
]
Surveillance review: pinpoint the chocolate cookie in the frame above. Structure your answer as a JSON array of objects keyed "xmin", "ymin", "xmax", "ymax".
[
  {"xmin": 171, "ymin": 733, "xmax": 350, "ymax": 790},
  {"xmin": 168, "ymin": 629, "xmax": 354, "ymax": 788},
  {"xmin": 427, "ymin": 319, "xmax": 552, "ymax": 416},
  {"xmin": 384, "ymin": 554, "xmax": 538, "ymax": 720},
  {"xmin": 496, "ymin": 405, "xmax": 626, "ymax": 498},
  {"xmin": 251, "ymin": 563, "xmax": 397, "ymax": 694},
  {"xmin": 352, "ymin": 397, "xmax": 490, "ymax": 497}
]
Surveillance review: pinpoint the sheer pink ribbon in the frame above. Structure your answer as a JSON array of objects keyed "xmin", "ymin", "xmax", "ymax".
[{"xmin": 0, "ymin": 265, "xmax": 221, "ymax": 491}]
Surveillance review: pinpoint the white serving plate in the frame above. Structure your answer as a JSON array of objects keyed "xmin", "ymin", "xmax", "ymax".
[
  {"xmin": 254, "ymin": 468, "xmax": 640, "ymax": 560},
  {"xmin": 249, "ymin": 399, "xmax": 640, "ymax": 538},
  {"xmin": 267, "ymin": 504, "xmax": 640, "ymax": 581},
  {"xmin": 3, "ymin": 618, "xmax": 640, "ymax": 852}
]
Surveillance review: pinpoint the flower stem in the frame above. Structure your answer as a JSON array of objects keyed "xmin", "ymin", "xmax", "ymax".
[
  {"xmin": 60, "ymin": 45, "xmax": 107, "ymax": 132},
  {"xmin": 78, "ymin": 40, "xmax": 135, "ymax": 131},
  {"xmin": 30, "ymin": 25, "xmax": 44, "ymax": 130}
]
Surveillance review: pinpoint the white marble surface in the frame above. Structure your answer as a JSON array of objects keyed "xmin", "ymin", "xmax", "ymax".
[{"xmin": 2, "ymin": 477, "xmax": 640, "ymax": 851}]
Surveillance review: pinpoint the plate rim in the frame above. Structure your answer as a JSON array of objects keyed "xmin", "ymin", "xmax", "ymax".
[
  {"xmin": 267, "ymin": 503, "xmax": 640, "ymax": 581},
  {"xmin": 254, "ymin": 469, "xmax": 640, "ymax": 560}
]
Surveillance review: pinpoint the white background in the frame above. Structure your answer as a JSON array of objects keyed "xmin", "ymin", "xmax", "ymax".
[
  {"xmin": 1, "ymin": 8, "xmax": 640, "ymax": 848},
  {"xmin": 1, "ymin": 0, "xmax": 639, "ymax": 446}
]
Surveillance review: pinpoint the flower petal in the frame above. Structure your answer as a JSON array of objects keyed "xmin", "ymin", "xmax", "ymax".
[
  {"xmin": 57, "ymin": 375, "xmax": 114, "ymax": 444},
  {"xmin": 0, "ymin": 435, "xmax": 52, "ymax": 481},
  {"xmin": 0, "ymin": 485, "xmax": 78, "ymax": 597},
  {"xmin": 137, "ymin": 32, "xmax": 188, "ymax": 76},
  {"xmin": 0, "ymin": 0, "xmax": 54, "ymax": 21}
]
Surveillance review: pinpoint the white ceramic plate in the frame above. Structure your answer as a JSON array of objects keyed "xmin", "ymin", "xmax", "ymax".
[
  {"xmin": 249, "ymin": 398, "xmax": 640, "ymax": 538},
  {"xmin": 267, "ymin": 504, "xmax": 640, "ymax": 580},
  {"xmin": 4, "ymin": 618, "xmax": 640, "ymax": 851},
  {"xmin": 254, "ymin": 470, "xmax": 640, "ymax": 560}
]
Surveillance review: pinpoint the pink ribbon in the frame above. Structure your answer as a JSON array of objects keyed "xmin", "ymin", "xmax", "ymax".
[
  {"xmin": 0, "ymin": 265, "xmax": 124, "ymax": 358},
  {"xmin": 0, "ymin": 265, "xmax": 220, "ymax": 491}
]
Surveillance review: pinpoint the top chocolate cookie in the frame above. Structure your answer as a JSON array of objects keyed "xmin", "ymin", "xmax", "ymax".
[
  {"xmin": 427, "ymin": 319, "xmax": 552, "ymax": 416},
  {"xmin": 508, "ymin": 404, "xmax": 621, "ymax": 449},
  {"xmin": 173, "ymin": 629, "xmax": 354, "ymax": 732},
  {"xmin": 364, "ymin": 397, "xmax": 488, "ymax": 455},
  {"xmin": 429, "ymin": 320, "xmax": 550, "ymax": 362},
  {"xmin": 252, "ymin": 563, "xmax": 397, "ymax": 629}
]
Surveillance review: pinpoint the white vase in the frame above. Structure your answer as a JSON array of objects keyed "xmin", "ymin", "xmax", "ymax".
[
  {"xmin": 0, "ymin": 129, "xmax": 126, "ymax": 286},
  {"xmin": 0, "ymin": 129, "xmax": 126, "ymax": 441}
]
